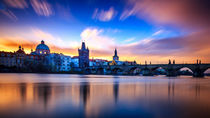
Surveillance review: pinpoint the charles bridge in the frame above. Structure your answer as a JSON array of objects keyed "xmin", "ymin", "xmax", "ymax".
[{"xmin": 85, "ymin": 62, "xmax": 210, "ymax": 77}]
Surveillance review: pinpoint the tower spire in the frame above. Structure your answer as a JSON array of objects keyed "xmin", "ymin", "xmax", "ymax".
[
  {"xmin": 81, "ymin": 41, "xmax": 86, "ymax": 50},
  {"xmin": 114, "ymin": 48, "xmax": 117, "ymax": 56},
  {"xmin": 113, "ymin": 48, "xmax": 119, "ymax": 61}
]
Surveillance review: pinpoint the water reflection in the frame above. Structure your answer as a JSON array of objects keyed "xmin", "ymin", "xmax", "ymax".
[
  {"xmin": 0, "ymin": 74, "xmax": 210, "ymax": 118},
  {"xmin": 80, "ymin": 82, "xmax": 90, "ymax": 108}
]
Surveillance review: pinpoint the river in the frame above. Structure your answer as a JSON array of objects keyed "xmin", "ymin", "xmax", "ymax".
[{"xmin": 0, "ymin": 73, "xmax": 210, "ymax": 118}]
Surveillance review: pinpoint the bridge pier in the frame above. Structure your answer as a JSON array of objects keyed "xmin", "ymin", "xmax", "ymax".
[
  {"xmin": 193, "ymin": 69, "xmax": 204, "ymax": 77},
  {"xmin": 142, "ymin": 68, "xmax": 153, "ymax": 76},
  {"xmin": 192, "ymin": 63, "xmax": 206, "ymax": 77},
  {"xmin": 166, "ymin": 69, "xmax": 178, "ymax": 77},
  {"xmin": 165, "ymin": 60, "xmax": 178, "ymax": 77}
]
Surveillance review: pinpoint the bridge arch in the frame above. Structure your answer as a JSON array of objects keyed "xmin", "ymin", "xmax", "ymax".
[
  {"xmin": 150, "ymin": 67, "xmax": 167, "ymax": 75},
  {"xmin": 204, "ymin": 68, "xmax": 210, "ymax": 75},
  {"xmin": 177, "ymin": 67, "xmax": 193, "ymax": 76},
  {"xmin": 128, "ymin": 67, "xmax": 141, "ymax": 75},
  {"xmin": 112, "ymin": 67, "xmax": 123, "ymax": 75}
]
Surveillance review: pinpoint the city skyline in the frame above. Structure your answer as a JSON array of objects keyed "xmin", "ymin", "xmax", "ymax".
[{"xmin": 0, "ymin": 0, "xmax": 210, "ymax": 63}]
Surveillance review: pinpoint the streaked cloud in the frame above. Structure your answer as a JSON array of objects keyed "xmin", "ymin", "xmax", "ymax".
[
  {"xmin": 123, "ymin": 37, "xmax": 135, "ymax": 43},
  {"xmin": 30, "ymin": 0, "xmax": 53, "ymax": 16},
  {"xmin": 120, "ymin": 7, "xmax": 136, "ymax": 20},
  {"xmin": 121, "ymin": 0, "xmax": 210, "ymax": 30},
  {"xmin": 4, "ymin": 0, "xmax": 28, "ymax": 9},
  {"xmin": 92, "ymin": 7, "xmax": 116, "ymax": 22},
  {"xmin": 0, "ymin": 9, "xmax": 18, "ymax": 21},
  {"xmin": 152, "ymin": 30, "xmax": 164, "ymax": 36}
]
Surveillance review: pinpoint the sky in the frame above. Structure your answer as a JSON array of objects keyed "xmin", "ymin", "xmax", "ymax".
[{"xmin": 0, "ymin": 0, "xmax": 209, "ymax": 64}]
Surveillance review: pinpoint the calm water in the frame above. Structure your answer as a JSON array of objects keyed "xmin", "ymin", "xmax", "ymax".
[{"xmin": 0, "ymin": 74, "xmax": 210, "ymax": 118}]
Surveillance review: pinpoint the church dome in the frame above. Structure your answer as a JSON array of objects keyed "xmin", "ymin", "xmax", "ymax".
[{"xmin": 36, "ymin": 40, "xmax": 50, "ymax": 50}]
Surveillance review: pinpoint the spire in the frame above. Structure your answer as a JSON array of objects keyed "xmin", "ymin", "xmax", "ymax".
[
  {"xmin": 81, "ymin": 41, "xmax": 86, "ymax": 50},
  {"xmin": 114, "ymin": 48, "xmax": 117, "ymax": 56},
  {"xmin": 19, "ymin": 45, "xmax": 21, "ymax": 49}
]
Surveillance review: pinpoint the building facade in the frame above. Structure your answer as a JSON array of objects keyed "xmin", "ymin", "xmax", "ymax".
[
  {"xmin": 89, "ymin": 59, "xmax": 109, "ymax": 66},
  {"xmin": 0, "ymin": 40, "xmax": 74, "ymax": 72},
  {"xmin": 49, "ymin": 53, "xmax": 71, "ymax": 72},
  {"xmin": 0, "ymin": 46, "xmax": 26, "ymax": 68},
  {"xmin": 0, "ymin": 46, "xmax": 42, "ymax": 72},
  {"xmin": 78, "ymin": 42, "xmax": 89, "ymax": 68},
  {"xmin": 71, "ymin": 56, "xmax": 79, "ymax": 68},
  {"xmin": 0, "ymin": 51, "xmax": 16, "ymax": 68},
  {"xmin": 59, "ymin": 54, "xmax": 71, "ymax": 72}
]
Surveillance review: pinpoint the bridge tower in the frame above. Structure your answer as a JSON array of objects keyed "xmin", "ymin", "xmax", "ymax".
[{"xmin": 78, "ymin": 42, "xmax": 89, "ymax": 68}]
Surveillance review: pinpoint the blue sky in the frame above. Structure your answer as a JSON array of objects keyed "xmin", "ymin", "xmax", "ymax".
[{"xmin": 0, "ymin": 0, "xmax": 209, "ymax": 63}]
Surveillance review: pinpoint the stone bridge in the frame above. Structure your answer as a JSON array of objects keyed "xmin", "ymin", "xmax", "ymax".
[{"xmin": 85, "ymin": 63, "xmax": 210, "ymax": 77}]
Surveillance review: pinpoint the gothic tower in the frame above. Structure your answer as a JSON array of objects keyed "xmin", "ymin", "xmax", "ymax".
[
  {"xmin": 78, "ymin": 42, "xmax": 89, "ymax": 68},
  {"xmin": 113, "ymin": 48, "xmax": 119, "ymax": 61}
]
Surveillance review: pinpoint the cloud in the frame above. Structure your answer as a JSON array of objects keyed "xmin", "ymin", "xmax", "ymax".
[
  {"xmin": 120, "ymin": 7, "xmax": 136, "ymax": 21},
  {"xmin": 4, "ymin": 0, "xmax": 28, "ymax": 9},
  {"xmin": 2, "ymin": 0, "xmax": 53, "ymax": 17},
  {"xmin": 0, "ymin": 27, "xmax": 209, "ymax": 63},
  {"xmin": 30, "ymin": 0, "xmax": 53, "ymax": 16},
  {"xmin": 124, "ymin": 37, "xmax": 135, "ymax": 43},
  {"xmin": 152, "ymin": 30, "xmax": 164, "ymax": 36},
  {"xmin": 92, "ymin": 7, "xmax": 116, "ymax": 21},
  {"xmin": 119, "ymin": 29, "xmax": 210, "ymax": 63},
  {"xmin": 0, "ymin": 36, "xmax": 35, "ymax": 53},
  {"xmin": 80, "ymin": 27, "xmax": 116, "ymax": 50},
  {"xmin": 0, "ymin": 28, "xmax": 78, "ymax": 55},
  {"xmin": 118, "ymin": 0, "xmax": 210, "ymax": 63},
  {"xmin": 0, "ymin": 27, "xmax": 116, "ymax": 57},
  {"xmin": 31, "ymin": 28, "xmax": 80, "ymax": 50},
  {"xmin": 121, "ymin": 0, "xmax": 210, "ymax": 30},
  {"xmin": 0, "ymin": 9, "xmax": 18, "ymax": 21}
]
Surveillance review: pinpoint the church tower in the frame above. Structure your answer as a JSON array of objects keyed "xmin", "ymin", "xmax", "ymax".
[
  {"xmin": 78, "ymin": 42, "xmax": 89, "ymax": 68},
  {"xmin": 113, "ymin": 48, "xmax": 119, "ymax": 61}
]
